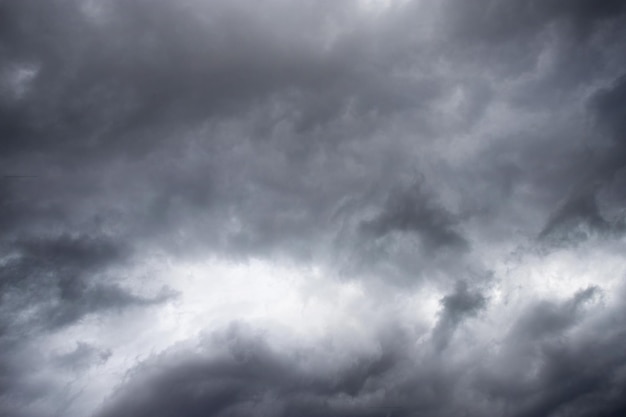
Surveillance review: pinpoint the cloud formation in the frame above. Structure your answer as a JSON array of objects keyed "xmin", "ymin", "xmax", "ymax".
[{"xmin": 1, "ymin": 0, "xmax": 626, "ymax": 416}]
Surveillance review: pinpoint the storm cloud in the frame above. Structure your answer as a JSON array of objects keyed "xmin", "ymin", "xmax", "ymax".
[{"xmin": 1, "ymin": 0, "xmax": 626, "ymax": 416}]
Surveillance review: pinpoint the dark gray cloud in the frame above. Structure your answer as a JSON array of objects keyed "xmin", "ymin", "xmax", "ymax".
[
  {"xmin": 432, "ymin": 281, "xmax": 486, "ymax": 350},
  {"xmin": 446, "ymin": 0, "xmax": 626, "ymax": 41},
  {"xmin": 95, "ymin": 324, "xmax": 409, "ymax": 417},
  {"xmin": 476, "ymin": 287, "xmax": 626, "ymax": 417},
  {"xmin": 361, "ymin": 180, "xmax": 467, "ymax": 251},
  {"xmin": 537, "ymin": 72, "xmax": 626, "ymax": 245},
  {"xmin": 0, "ymin": 233, "xmax": 172, "ymax": 331},
  {"xmin": 539, "ymin": 187, "xmax": 611, "ymax": 243},
  {"xmin": 53, "ymin": 342, "xmax": 112, "ymax": 371},
  {"xmin": 1, "ymin": 0, "xmax": 626, "ymax": 416},
  {"xmin": 591, "ymin": 73, "xmax": 626, "ymax": 177}
]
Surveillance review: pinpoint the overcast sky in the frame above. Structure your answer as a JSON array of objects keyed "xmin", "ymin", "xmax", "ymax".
[{"xmin": 1, "ymin": 1, "xmax": 626, "ymax": 416}]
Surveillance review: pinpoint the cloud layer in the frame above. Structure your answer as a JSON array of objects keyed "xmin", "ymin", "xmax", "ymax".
[{"xmin": 1, "ymin": 0, "xmax": 626, "ymax": 416}]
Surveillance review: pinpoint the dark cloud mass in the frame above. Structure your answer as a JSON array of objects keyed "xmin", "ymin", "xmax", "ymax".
[{"xmin": 1, "ymin": 0, "xmax": 626, "ymax": 416}]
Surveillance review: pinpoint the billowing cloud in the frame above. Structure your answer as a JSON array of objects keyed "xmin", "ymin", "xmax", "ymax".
[{"xmin": 1, "ymin": 0, "xmax": 626, "ymax": 416}]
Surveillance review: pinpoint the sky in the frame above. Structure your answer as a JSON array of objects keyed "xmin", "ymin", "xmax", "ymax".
[{"xmin": 1, "ymin": 0, "xmax": 626, "ymax": 416}]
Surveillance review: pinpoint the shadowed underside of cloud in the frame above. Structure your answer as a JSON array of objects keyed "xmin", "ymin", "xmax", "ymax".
[
  {"xmin": 1, "ymin": 0, "xmax": 626, "ymax": 416},
  {"xmin": 0, "ymin": 234, "xmax": 174, "ymax": 332},
  {"xmin": 431, "ymin": 281, "xmax": 486, "ymax": 350},
  {"xmin": 361, "ymin": 180, "xmax": 468, "ymax": 251},
  {"xmin": 538, "ymin": 73, "xmax": 626, "ymax": 245},
  {"xmin": 95, "ymin": 292, "xmax": 626, "ymax": 417},
  {"xmin": 0, "ymin": 233, "xmax": 175, "ymax": 416}
]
